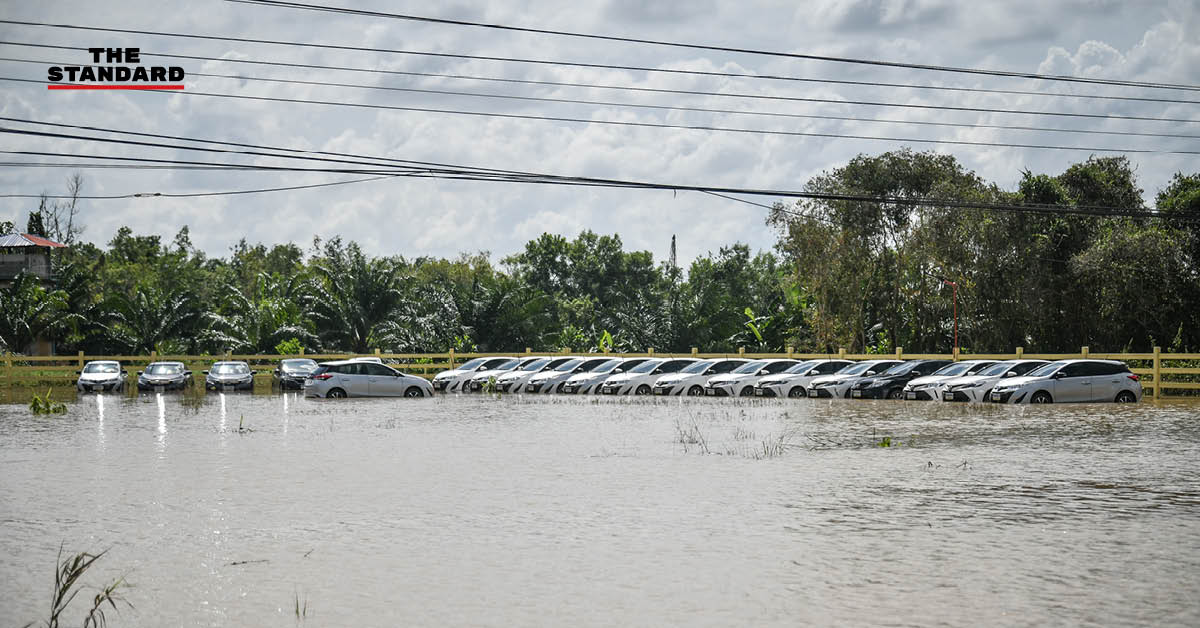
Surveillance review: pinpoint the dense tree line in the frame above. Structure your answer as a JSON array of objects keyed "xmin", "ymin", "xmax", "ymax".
[{"xmin": 2, "ymin": 150, "xmax": 1197, "ymax": 356}]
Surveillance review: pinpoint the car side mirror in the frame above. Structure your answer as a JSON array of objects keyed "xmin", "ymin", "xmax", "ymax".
[
  {"xmin": 121, "ymin": 370, "xmax": 127, "ymax": 375},
  {"xmin": 653, "ymin": 368, "xmax": 663, "ymax": 374},
  {"xmin": 866, "ymin": 371, "xmax": 876, "ymax": 376},
  {"xmin": 1052, "ymin": 372, "xmax": 1065, "ymax": 379},
  {"xmin": 185, "ymin": 371, "xmax": 193, "ymax": 376},
  {"xmin": 74, "ymin": 370, "xmax": 81, "ymax": 375},
  {"xmin": 202, "ymin": 370, "xmax": 209, "ymax": 375},
  {"xmin": 136, "ymin": 370, "xmax": 143, "ymax": 375},
  {"xmin": 1006, "ymin": 371, "xmax": 1017, "ymax": 378}
]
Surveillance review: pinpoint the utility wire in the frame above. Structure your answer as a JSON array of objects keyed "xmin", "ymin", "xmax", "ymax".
[
  {"xmin": 0, "ymin": 174, "xmax": 398, "ymax": 199},
  {"xmin": 5, "ymin": 40, "xmax": 1196, "ymax": 107},
  {"xmin": 4, "ymin": 56, "xmax": 1195, "ymax": 140},
  {"xmin": 6, "ymin": 78, "xmax": 1196, "ymax": 155},
  {"xmin": 227, "ymin": 0, "xmax": 1200, "ymax": 92}
]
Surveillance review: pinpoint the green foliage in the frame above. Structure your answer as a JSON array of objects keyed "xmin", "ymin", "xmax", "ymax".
[
  {"xmin": 30, "ymin": 389, "xmax": 67, "ymax": 415},
  {"xmin": 274, "ymin": 337, "xmax": 302, "ymax": 355}
]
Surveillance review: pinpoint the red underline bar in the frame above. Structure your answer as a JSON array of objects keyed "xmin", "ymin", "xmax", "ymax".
[{"xmin": 47, "ymin": 84, "xmax": 185, "ymax": 90}]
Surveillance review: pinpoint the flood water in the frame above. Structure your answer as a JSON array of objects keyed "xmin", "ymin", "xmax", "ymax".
[{"xmin": 1, "ymin": 392, "xmax": 1198, "ymax": 627}]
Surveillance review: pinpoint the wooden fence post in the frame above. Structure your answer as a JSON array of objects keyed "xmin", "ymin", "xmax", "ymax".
[
  {"xmin": 647, "ymin": 347, "xmax": 655, "ymax": 356},
  {"xmin": 448, "ymin": 348, "xmax": 455, "ymax": 370},
  {"xmin": 1081, "ymin": 346, "xmax": 1089, "ymax": 358},
  {"xmin": 738, "ymin": 346, "xmax": 745, "ymax": 357},
  {"xmin": 691, "ymin": 347, "xmax": 698, "ymax": 356},
  {"xmin": 787, "ymin": 346, "xmax": 794, "ymax": 358},
  {"xmin": 299, "ymin": 346, "xmax": 305, "ymax": 356},
  {"xmin": 952, "ymin": 346, "xmax": 959, "ymax": 361},
  {"xmin": 77, "ymin": 350, "xmax": 84, "ymax": 368},
  {"xmin": 838, "ymin": 347, "xmax": 846, "ymax": 359},
  {"xmin": 1016, "ymin": 346, "xmax": 1023, "ymax": 359},
  {"xmin": 896, "ymin": 346, "xmax": 903, "ymax": 360},
  {"xmin": 1153, "ymin": 346, "xmax": 1161, "ymax": 400},
  {"xmin": 562, "ymin": 347, "xmax": 571, "ymax": 355},
  {"xmin": 374, "ymin": 348, "xmax": 381, "ymax": 359}
]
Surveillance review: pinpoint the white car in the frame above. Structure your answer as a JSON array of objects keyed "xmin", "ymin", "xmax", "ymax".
[
  {"xmin": 807, "ymin": 360, "xmax": 903, "ymax": 399},
  {"xmin": 75, "ymin": 360, "xmax": 127, "ymax": 393},
  {"xmin": 525, "ymin": 357, "xmax": 613, "ymax": 394},
  {"xmin": 753, "ymin": 359, "xmax": 854, "ymax": 398},
  {"xmin": 704, "ymin": 359, "xmax": 799, "ymax": 397},
  {"xmin": 599, "ymin": 358, "xmax": 697, "ymax": 395},
  {"xmin": 900, "ymin": 359, "xmax": 997, "ymax": 401},
  {"xmin": 560, "ymin": 357, "xmax": 653, "ymax": 394},
  {"xmin": 652, "ymin": 358, "xmax": 750, "ymax": 396},
  {"xmin": 465, "ymin": 356, "xmax": 542, "ymax": 392},
  {"xmin": 940, "ymin": 360, "xmax": 1049, "ymax": 403},
  {"xmin": 493, "ymin": 357, "xmax": 574, "ymax": 393},
  {"xmin": 431, "ymin": 356, "xmax": 516, "ymax": 393},
  {"xmin": 988, "ymin": 359, "xmax": 1142, "ymax": 404},
  {"xmin": 305, "ymin": 359, "xmax": 433, "ymax": 398}
]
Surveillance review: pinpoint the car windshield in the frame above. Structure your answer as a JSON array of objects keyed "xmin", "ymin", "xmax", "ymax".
[
  {"xmin": 932, "ymin": 362, "xmax": 974, "ymax": 377},
  {"xmin": 680, "ymin": 360, "xmax": 714, "ymax": 374},
  {"xmin": 591, "ymin": 359, "xmax": 623, "ymax": 373},
  {"xmin": 83, "ymin": 363, "xmax": 119, "ymax": 374},
  {"xmin": 492, "ymin": 359, "xmax": 520, "ymax": 370},
  {"xmin": 838, "ymin": 362, "xmax": 875, "ymax": 376},
  {"xmin": 281, "ymin": 359, "xmax": 317, "ymax": 371},
  {"xmin": 882, "ymin": 363, "xmax": 911, "ymax": 375},
  {"xmin": 456, "ymin": 357, "xmax": 484, "ymax": 374},
  {"xmin": 554, "ymin": 359, "xmax": 582, "ymax": 372},
  {"xmin": 783, "ymin": 360, "xmax": 819, "ymax": 374},
  {"xmin": 732, "ymin": 360, "xmax": 767, "ymax": 374},
  {"xmin": 147, "ymin": 363, "xmax": 183, "ymax": 375},
  {"xmin": 1027, "ymin": 363, "xmax": 1065, "ymax": 377},
  {"xmin": 629, "ymin": 359, "xmax": 664, "ymax": 374},
  {"xmin": 213, "ymin": 363, "xmax": 249, "ymax": 374},
  {"xmin": 979, "ymin": 362, "xmax": 1018, "ymax": 376},
  {"xmin": 520, "ymin": 358, "xmax": 550, "ymax": 371}
]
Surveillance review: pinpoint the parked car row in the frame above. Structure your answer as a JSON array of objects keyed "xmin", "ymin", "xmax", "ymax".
[
  {"xmin": 430, "ymin": 356, "xmax": 1143, "ymax": 404},
  {"xmin": 74, "ymin": 355, "xmax": 1143, "ymax": 404}
]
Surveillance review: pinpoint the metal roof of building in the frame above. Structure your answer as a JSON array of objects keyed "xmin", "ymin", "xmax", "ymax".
[{"xmin": 0, "ymin": 233, "xmax": 67, "ymax": 248}]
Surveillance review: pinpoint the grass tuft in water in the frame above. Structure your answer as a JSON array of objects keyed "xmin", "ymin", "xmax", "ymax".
[
  {"xmin": 29, "ymin": 389, "xmax": 68, "ymax": 415},
  {"xmin": 26, "ymin": 543, "xmax": 131, "ymax": 628}
]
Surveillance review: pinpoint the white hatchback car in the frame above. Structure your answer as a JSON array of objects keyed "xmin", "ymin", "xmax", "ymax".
[
  {"xmin": 305, "ymin": 360, "xmax": 433, "ymax": 398},
  {"xmin": 465, "ymin": 356, "xmax": 542, "ymax": 392},
  {"xmin": 599, "ymin": 358, "xmax": 697, "ymax": 395},
  {"xmin": 652, "ymin": 358, "xmax": 750, "ymax": 396},
  {"xmin": 432, "ymin": 357, "xmax": 515, "ymax": 393},
  {"xmin": 988, "ymin": 359, "xmax": 1142, "ymax": 404},
  {"xmin": 704, "ymin": 359, "xmax": 799, "ymax": 397},
  {"xmin": 939, "ymin": 359, "xmax": 1049, "ymax": 403},
  {"xmin": 754, "ymin": 359, "xmax": 854, "ymax": 398}
]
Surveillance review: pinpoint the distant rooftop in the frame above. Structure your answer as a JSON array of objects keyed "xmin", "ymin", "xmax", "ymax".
[{"xmin": 0, "ymin": 233, "xmax": 67, "ymax": 248}]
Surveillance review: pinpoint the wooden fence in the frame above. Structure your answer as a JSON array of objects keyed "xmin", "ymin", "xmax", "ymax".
[{"xmin": 2, "ymin": 346, "xmax": 1198, "ymax": 400}]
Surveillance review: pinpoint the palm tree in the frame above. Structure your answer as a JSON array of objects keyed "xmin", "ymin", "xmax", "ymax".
[
  {"xmin": 304, "ymin": 245, "xmax": 409, "ymax": 353},
  {"xmin": 103, "ymin": 284, "xmax": 202, "ymax": 354},
  {"xmin": 0, "ymin": 272, "xmax": 72, "ymax": 353},
  {"xmin": 202, "ymin": 272, "xmax": 318, "ymax": 353}
]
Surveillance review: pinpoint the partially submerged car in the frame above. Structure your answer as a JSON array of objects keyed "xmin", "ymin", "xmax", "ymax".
[
  {"xmin": 305, "ymin": 360, "xmax": 433, "ymax": 398},
  {"xmin": 704, "ymin": 359, "xmax": 798, "ymax": 397},
  {"xmin": 274, "ymin": 358, "xmax": 319, "ymax": 390},
  {"xmin": 137, "ymin": 361, "xmax": 193, "ymax": 392},
  {"xmin": 753, "ymin": 359, "xmax": 854, "ymax": 398},
  {"xmin": 526, "ymin": 357, "xmax": 613, "ymax": 393},
  {"xmin": 988, "ymin": 359, "xmax": 1141, "ymax": 404},
  {"xmin": 807, "ymin": 360, "xmax": 904, "ymax": 399},
  {"xmin": 940, "ymin": 359, "xmax": 1049, "ymax": 403},
  {"xmin": 492, "ymin": 357, "xmax": 574, "ymax": 393},
  {"xmin": 75, "ymin": 360, "xmax": 127, "ymax": 393},
  {"xmin": 204, "ymin": 361, "xmax": 255, "ymax": 391},
  {"xmin": 466, "ymin": 356, "xmax": 542, "ymax": 392},
  {"xmin": 432, "ymin": 357, "xmax": 515, "ymax": 393},
  {"xmin": 652, "ymin": 358, "xmax": 750, "ymax": 396},
  {"xmin": 561, "ymin": 357, "xmax": 652, "ymax": 394},
  {"xmin": 599, "ymin": 358, "xmax": 697, "ymax": 395},
  {"xmin": 899, "ymin": 359, "xmax": 996, "ymax": 400}
]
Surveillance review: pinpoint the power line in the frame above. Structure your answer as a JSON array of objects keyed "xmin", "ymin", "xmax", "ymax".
[
  {"xmin": 5, "ymin": 56, "xmax": 1195, "ymax": 141},
  {"xmin": 227, "ymin": 0, "xmax": 1200, "ymax": 92},
  {"xmin": 6, "ymin": 41, "xmax": 1197, "ymax": 108},
  {"xmin": 6, "ymin": 77, "xmax": 1197, "ymax": 156},
  {"xmin": 0, "ymin": 174, "xmax": 397, "ymax": 199}
]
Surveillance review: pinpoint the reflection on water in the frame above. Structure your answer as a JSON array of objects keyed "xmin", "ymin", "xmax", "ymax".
[{"xmin": 0, "ymin": 395, "xmax": 1197, "ymax": 627}]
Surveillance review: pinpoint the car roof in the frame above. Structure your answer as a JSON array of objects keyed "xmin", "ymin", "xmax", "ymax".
[
  {"xmin": 85, "ymin": 360, "xmax": 120, "ymax": 365},
  {"xmin": 147, "ymin": 361, "xmax": 185, "ymax": 366},
  {"xmin": 211, "ymin": 361, "xmax": 248, "ymax": 365},
  {"xmin": 320, "ymin": 359, "xmax": 392, "ymax": 366}
]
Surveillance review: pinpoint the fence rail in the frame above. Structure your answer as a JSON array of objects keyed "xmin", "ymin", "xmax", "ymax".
[{"xmin": 2, "ymin": 346, "xmax": 1199, "ymax": 399}]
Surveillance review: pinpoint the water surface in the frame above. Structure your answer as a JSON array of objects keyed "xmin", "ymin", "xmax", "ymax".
[{"xmin": 1, "ymin": 393, "xmax": 1197, "ymax": 626}]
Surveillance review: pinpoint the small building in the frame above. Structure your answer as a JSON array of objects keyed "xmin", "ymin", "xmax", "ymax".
[{"xmin": 0, "ymin": 233, "xmax": 68, "ymax": 355}]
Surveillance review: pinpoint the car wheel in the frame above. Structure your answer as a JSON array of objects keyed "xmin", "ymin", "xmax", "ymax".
[
  {"xmin": 404, "ymin": 386, "xmax": 424, "ymax": 398},
  {"xmin": 1030, "ymin": 391, "xmax": 1052, "ymax": 404},
  {"xmin": 887, "ymin": 388, "xmax": 903, "ymax": 400},
  {"xmin": 1114, "ymin": 390, "xmax": 1137, "ymax": 403},
  {"xmin": 686, "ymin": 385, "xmax": 704, "ymax": 396},
  {"xmin": 738, "ymin": 386, "xmax": 754, "ymax": 397},
  {"xmin": 327, "ymin": 388, "xmax": 348, "ymax": 399},
  {"xmin": 555, "ymin": 382, "xmax": 566, "ymax": 394},
  {"xmin": 787, "ymin": 386, "xmax": 806, "ymax": 398},
  {"xmin": 635, "ymin": 384, "xmax": 651, "ymax": 395}
]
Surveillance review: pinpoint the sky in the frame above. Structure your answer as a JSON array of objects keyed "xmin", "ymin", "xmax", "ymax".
[{"xmin": 1, "ymin": 0, "xmax": 1197, "ymax": 265}]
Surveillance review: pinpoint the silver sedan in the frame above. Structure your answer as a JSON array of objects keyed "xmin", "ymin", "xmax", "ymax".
[{"xmin": 304, "ymin": 360, "xmax": 433, "ymax": 398}]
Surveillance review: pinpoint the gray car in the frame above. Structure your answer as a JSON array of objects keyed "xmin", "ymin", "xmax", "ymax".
[
  {"xmin": 305, "ymin": 359, "xmax": 434, "ymax": 398},
  {"xmin": 204, "ymin": 361, "xmax": 255, "ymax": 391},
  {"xmin": 76, "ymin": 360, "xmax": 127, "ymax": 392},
  {"xmin": 137, "ymin": 361, "xmax": 192, "ymax": 392}
]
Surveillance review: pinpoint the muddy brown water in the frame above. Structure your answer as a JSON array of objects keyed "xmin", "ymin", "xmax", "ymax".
[{"xmin": 1, "ymin": 392, "xmax": 1198, "ymax": 626}]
